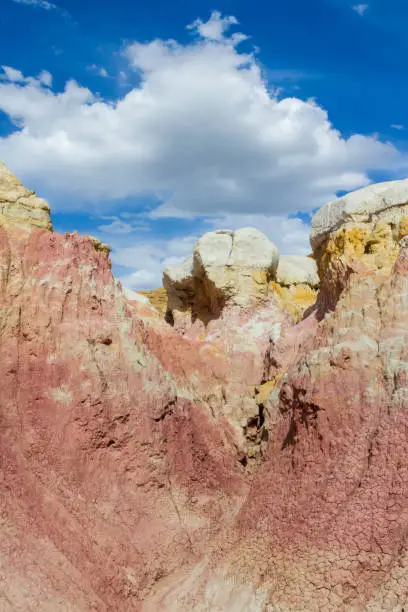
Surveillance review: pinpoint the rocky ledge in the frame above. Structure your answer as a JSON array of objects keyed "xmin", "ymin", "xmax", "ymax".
[{"xmin": 1, "ymin": 162, "xmax": 408, "ymax": 611}]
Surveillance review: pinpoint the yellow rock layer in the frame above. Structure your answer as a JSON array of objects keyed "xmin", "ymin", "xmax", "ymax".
[
  {"xmin": 255, "ymin": 374, "xmax": 283, "ymax": 405},
  {"xmin": 318, "ymin": 221, "xmax": 400, "ymax": 282},
  {"xmin": 139, "ymin": 287, "xmax": 168, "ymax": 316},
  {"xmin": 399, "ymin": 215, "xmax": 408, "ymax": 240},
  {"xmin": 271, "ymin": 281, "xmax": 318, "ymax": 321},
  {"xmin": 90, "ymin": 236, "xmax": 111, "ymax": 256}
]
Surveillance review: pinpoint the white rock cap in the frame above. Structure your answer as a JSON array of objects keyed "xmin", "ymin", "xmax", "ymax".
[
  {"xmin": 0, "ymin": 161, "xmax": 28, "ymax": 202},
  {"xmin": 163, "ymin": 256, "xmax": 194, "ymax": 285},
  {"xmin": 276, "ymin": 255, "xmax": 319, "ymax": 288},
  {"xmin": 163, "ymin": 227, "xmax": 280, "ymax": 310},
  {"xmin": 310, "ymin": 179, "xmax": 408, "ymax": 250},
  {"xmin": 194, "ymin": 227, "xmax": 279, "ymax": 273},
  {"xmin": 229, "ymin": 228, "xmax": 279, "ymax": 270},
  {"xmin": 194, "ymin": 231, "xmax": 233, "ymax": 269}
]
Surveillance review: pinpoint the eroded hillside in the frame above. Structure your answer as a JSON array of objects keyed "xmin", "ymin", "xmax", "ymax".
[{"xmin": 1, "ymin": 161, "xmax": 408, "ymax": 610}]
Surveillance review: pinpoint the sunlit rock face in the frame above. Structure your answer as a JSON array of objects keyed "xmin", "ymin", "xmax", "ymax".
[
  {"xmin": 163, "ymin": 228, "xmax": 279, "ymax": 332},
  {"xmin": 311, "ymin": 179, "xmax": 408, "ymax": 311},
  {"xmin": 272, "ymin": 254, "xmax": 319, "ymax": 321},
  {"xmin": 138, "ymin": 287, "xmax": 168, "ymax": 316},
  {"xmin": 0, "ymin": 162, "xmax": 251, "ymax": 611},
  {"xmin": 2, "ymin": 163, "xmax": 408, "ymax": 611},
  {"xmin": 310, "ymin": 179, "xmax": 408, "ymax": 251},
  {"xmin": 150, "ymin": 181, "xmax": 408, "ymax": 612},
  {"xmin": 163, "ymin": 228, "xmax": 319, "ymax": 334},
  {"xmin": 0, "ymin": 161, "xmax": 53, "ymax": 231},
  {"xmin": 276, "ymin": 254, "xmax": 319, "ymax": 287},
  {"xmin": 145, "ymin": 181, "xmax": 408, "ymax": 611}
]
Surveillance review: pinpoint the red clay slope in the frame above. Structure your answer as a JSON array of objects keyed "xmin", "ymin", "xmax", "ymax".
[
  {"xmin": 2, "ymin": 164, "xmax": 408, "ymax": 611},
  {"xmin": 0, "ymin": 220, "xmax": 251, "ymax": 611}
]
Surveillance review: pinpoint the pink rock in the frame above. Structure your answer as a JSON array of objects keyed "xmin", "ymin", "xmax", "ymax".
[
  {"xmin": 0, "ymin": 219, "xmax": 251, "ymax": 610},
  {"xmin": 2, "ymin": 164, "xmax": 408, "ymax": 610}
]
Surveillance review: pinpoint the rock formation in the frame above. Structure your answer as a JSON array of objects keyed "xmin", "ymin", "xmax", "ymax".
[
  {"xmin": 310, "ymin": 178, "xmax": 408, "ymax": 251},
  {"xmin": 163, "ymin": 228, "xmax": 279, "ymax": 331},
  {"xmin": 1, "ymin": 163, "xmax": 408, "ymax": 611},
  {"xmin": 150, "ymin": 180, "xmax": 408, "ymax": 611},
  {"xmin": 163, "ymin": 229, "xmax": 318, "ymax": 332},
  {"xmin": 0, "ymin": 163, "xmax": 254, "ymax": 611},
  {"xmin": 272, "ymin": 254, "xmax": 319, "ymax": 321},
  {"xmin": 0, "ymin": 161, "xmax": 53, "ymax": 231},
  {"xmin": 276, "ymin": 254, "xmax": 319, "ymax": 287},
  {"xmin": 311, "ymin": 180, "xmax": 408, "ymax": 313},
  {"xmin": 138, "ymin": 287, "xmax": 168, "ymax": 316}
]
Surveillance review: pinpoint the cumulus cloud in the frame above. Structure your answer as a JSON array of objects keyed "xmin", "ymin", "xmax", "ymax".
[
  {"xmin": 1, "ymin": 11, "xmax": 406, "ymax": 289},
  {"xmin": 352, "ymin": 4, "xmax": 369, "ymax": 16},
  {"xmin": 187, "ymin": 10, "xmax": 242, "ymax": 42},
  {"xmin": 0, "ymin": 11, "xmax": 399, "ymax": 221},
  {"xmin": 0, "ymin": 66, "xmax": 52, "ymax": 87},
  {"xmin": 0, "ymin": 66, "xmax": 25, "ymax": 83},
  {"xmin": 38, "ymin": 70, "xmax": 53, "ymax": 87}
]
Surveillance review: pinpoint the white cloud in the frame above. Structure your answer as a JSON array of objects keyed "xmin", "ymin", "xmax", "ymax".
[
  {"xmin": 352, "ymin": 4, "xmax": 369, "ymax": 16},
  {"xmin": 391, "ymin": 124, "xmax": 405, "ymax": 131},
  {"xmin": 87, "ymin": 65, "xmax": 110, "ymax": 78},
  {"xmin": 0, "ymin": 66, "xmax": 25, "ymax": 83},
  {"xmin": 0, "ymin": 11, "xmax": 401, "ymax": 224},
  {"xmin": 119, "ymin": 268, "xmax": 159, "ymax": 289},
  {"xmin": 11, "ymin": 0, "xmax": 70, "ymax": 18},
  {"xmin": 12, "ymin": 0, "xmax": 57, "ymax": 10},
  {"xmin": 187, "ymin": 10, "xmax": 240, "ymax": 42},
  {"xmin": 118, "ymin": 71, "xmax": 128, "ymax": 86},
  {"xmin": 37, "ymin": 70, "xmax": 53, "ymax": 87},
  {"xmin": 1, "ymin": 66, "xmax": 52, "ymax": 87},
  {"xmin": 97, "ymin": 218, "xmax": 134, "ymax": 234}
]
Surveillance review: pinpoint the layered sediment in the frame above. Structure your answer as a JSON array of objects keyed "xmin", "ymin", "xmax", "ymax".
[{"xmin": 1, "ymin": 164, "xmax": 408, "ymax": 611}]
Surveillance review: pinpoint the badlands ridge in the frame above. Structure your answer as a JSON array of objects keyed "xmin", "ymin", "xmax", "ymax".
[{"xmin": 1, "ymin": 160, "xmax": 408, "ymax": 610}]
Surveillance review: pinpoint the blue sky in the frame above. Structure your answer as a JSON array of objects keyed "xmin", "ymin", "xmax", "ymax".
[{"xmin": 1, "ymin": 0, "xmax": 407, "ymax": 288}]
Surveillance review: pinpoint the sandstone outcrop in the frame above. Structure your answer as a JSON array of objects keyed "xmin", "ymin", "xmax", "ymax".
[
  {"xmin": 0, "ymin": 161, "xmax": 53, "ymax": 231},
  {"xmin": 272, "ymin": 254, "xmax": 319, "ymax": 321},
  {"xmin": 164, "ymin": 231, "xmax": 319, "ymax": 331},
  {"xmin": 2, "ymin": 163, "xmax": 408, "ymax": 611},
  {"xmin": 148, "ymin": 180, "xmax": 408, "ymax": 611},
  {"xmin": 138, "ymin": 287, "xmax": 168, "ymax": 316},
  {"xmin": 311, "ymin": 181, "xmax": 408, "ymax": 312},
  {"xmin": 163, "ymin": 228, "xmax": 279, "ymax": 332},
  {"xmin": 193, "ymin": 228, "xmax": 279, "ymax": 306},
  {"xmin": 310, "ymin": 178, "xmax": 408, "ymax": 250},
  {"xmin": 0, "ymin": 163, "xmax": 252, "ymax": 611}
]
